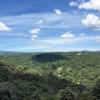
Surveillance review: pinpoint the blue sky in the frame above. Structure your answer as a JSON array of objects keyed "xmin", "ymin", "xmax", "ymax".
[{"xmin": 0, "ymin": 0, "xmax": 100, "ymax": 52}]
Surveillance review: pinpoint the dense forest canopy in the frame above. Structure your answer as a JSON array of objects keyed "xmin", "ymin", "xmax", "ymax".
[{"xmin": 0, "ymin": 51, "xmax": 100, "ymax": 100}]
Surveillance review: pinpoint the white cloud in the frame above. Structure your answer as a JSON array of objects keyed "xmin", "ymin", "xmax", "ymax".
[
  {"xmin": 30, "ymin": 28, "xmax": 41, "ymax": 40},
  {"xmin": 31, "ymin": 35, "xmax": 38, "ymax": 40},
  {"xmin": 94, "ymin": 36, "xmax": 100, "ymax": 42},
  {"xmin": 79, "ymin": 0, "xmax": 100, "ymax": 11},
  {"xmin": 30, "ymin": 28, "xmax": 41, "ymax": 34},
  {"xmin": 35, "ymin": 20, "xmax": 43, "ymax": 24},
  {"xmin": 0, "ymin": 22, "xmax": 11, "ymax": 31},
  {"xmin": 82, "ymin": 14, "xmax": 100, "ymax": 28},
  {"xmin": 60, "ymin": 31, "xmax": 75, "ymax": 41},
  {"xmin": 69, "ymin": 1, "xmax": 78, "ymax": 7},
  {"xmin": 0, "ymin": 12, "xmax": 81, "ymax": 29},
  {"xmin": 54, "ymin": 9, "xmax": 62, "ymax": 15}
]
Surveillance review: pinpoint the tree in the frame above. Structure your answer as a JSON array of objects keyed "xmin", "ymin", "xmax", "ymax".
[
  {"xmin": 92, "ymin": 80, "xmax": 100, "ymax": 99},
  {"xmin": 56, "ymin": 87, "xmax": 76, "ymax": 100}
]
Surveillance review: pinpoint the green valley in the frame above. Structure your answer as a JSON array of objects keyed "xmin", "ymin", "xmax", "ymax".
[{"xmin": 0, "ymin": 51, "xmax": 100, "ymax": 100}]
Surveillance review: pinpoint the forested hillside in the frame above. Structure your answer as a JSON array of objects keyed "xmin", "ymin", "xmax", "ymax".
[{"xmin": 0, "ymin": 51, "xmax": 100, "ymax": 100}]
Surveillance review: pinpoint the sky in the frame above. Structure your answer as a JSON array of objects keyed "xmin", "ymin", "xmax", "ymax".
[{"xmin": 0, "ymin": 0, "xmax": 100, "ymax": 52}]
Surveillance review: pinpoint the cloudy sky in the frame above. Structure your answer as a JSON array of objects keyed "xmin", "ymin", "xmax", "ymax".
[{"xmin": 0, "ymin": 0, "xmax": 100, "ymax": 52}]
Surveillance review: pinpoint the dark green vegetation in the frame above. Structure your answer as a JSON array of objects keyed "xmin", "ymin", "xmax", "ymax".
[{"xmin": 0, "ymin": 51, "xmax": 100, "ymax": 100}]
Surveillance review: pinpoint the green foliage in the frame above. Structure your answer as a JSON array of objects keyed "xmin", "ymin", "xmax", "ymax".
[
  {"xmin": 0, "ymin": 51, "xmax": 99, "ymax": 99},
  {"xmin": 76, "ymin": 90, "xmax": 96, "ymax": 100},
  {"xmin": 92, "ymin": 80, "xmax": 100, "ymax": 99},
  {"xmin": 56, "ymin": 87, "xmax": 76, "ymax": 100}
]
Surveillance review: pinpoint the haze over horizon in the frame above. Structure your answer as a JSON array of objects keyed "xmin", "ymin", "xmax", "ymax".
[{"xmin": 0, "ymin": 0, "xmax": 100, "ymax": 52}]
